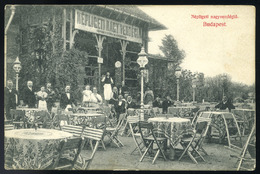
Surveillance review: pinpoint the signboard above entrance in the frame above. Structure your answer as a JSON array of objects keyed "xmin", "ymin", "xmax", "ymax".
[{"xmin": 75, "ymin": 9, "xmax": 143, "ymax": 44}]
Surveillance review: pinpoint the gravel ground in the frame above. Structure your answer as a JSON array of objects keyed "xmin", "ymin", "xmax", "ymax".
[{"xmin": 80, "ymin": 135, "xmax": 253, "ymax": 171}]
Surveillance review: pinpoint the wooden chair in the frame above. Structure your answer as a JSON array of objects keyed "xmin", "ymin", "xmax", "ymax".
[
  {"xmin": 80, "ymin": 127, "xmax": 104, "ymax": 169},
  {"xmin": 139, "ymin": 121, "xmax": 167, "ymax": 164},
  {"xmin": 52, "ymin": 137, "xmax": 85, "ymax": 170},
  {"xmin": 127, "ymin": 116, "xmax": 145, "ymax": 156},
  {"xmin": 10, "ymin": 109, "xmax": 25, "ymax": 129},
  {"xmin": 5, "ymin": 124, "xmax": 14, "ymax": 131},
  {"xmin": 105, "ymin": 113, "xmax": 126, "ymax": 148},
  {"xmin": 34, "ymin": 110, "xmax": 53, "ymax": 128},
  {"xmin": 91, "ymin": 115, "xmax": 107, "ymax": 150},
  {"xmin": 232, "ymin": 124, "xmax": 256, "ymax": 171},
  {"xmin": 192, "ymin": 119, "xmax": 211, "ymax": 156},
  {"xmin": 56, "ymin": 114, "xmax": 70, "ymax": 130},
  {"xmin": 61, "ymin": 125, "xmax": 84, "ymax": 137},
  {"xmin": 178, "ymin": 128, "xmax": 206, "ymax": 164}
]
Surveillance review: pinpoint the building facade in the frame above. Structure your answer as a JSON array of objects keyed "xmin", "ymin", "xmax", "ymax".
[{"xmin": 5, "ymin": 5, "xmax": 170, "ymax": 98}]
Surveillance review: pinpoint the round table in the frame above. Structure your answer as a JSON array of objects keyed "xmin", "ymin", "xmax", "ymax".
[
  {"xmin": 69, "ymin": 113, "xmax": 104, "ymax": 126},
  {"xmin": 5, "ymin": 129, "xmax": 73, "ymax": 169},
  {"xmin": 148, "ymin": 117, "xmax": 193, "ymax": 143}
]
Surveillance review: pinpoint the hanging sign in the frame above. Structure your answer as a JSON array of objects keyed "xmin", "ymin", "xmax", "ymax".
[
  {"xmin": 75, "ymin": 9, "xmax": 142, "ymax": 43},
  {"xmin": 115, "ymin": 61, "xmax": 122, "ymax": 68},
  {"xmin": 97, "ymin": 57, "xmax": 103, "ymax": 64}
]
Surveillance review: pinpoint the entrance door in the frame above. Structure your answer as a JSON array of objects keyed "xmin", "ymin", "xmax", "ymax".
[{"xmin": 84, "ymin": 57, "xmax": 98, "ymax": 87}]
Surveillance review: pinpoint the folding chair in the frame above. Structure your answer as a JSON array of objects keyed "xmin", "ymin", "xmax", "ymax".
[
  {"xmin": 178, "ymin": 129, "xmax": 206, "ymax": 164},
  {"xmin": 105, "ymin": 113, "xmax": 126, "ymax": 148},
  {"xmin": 91, "ymin": 115, "xmax": 107, "ymax": 150},
  {"xmin": 34, "ymin": 110, "xmax": 53, "ymax": 128},
  {"xmin": 52, "ymin": 137, "xmax": 85, "ymax": 170},
  {"xmin": 61, "ymin": 125, "xmax": 85, "ymax": 137},
  {"xmin": 57, "ymin": 114, "xmax": 70, "ymax": 130},
  {"xmin": 139, "ymin": 121, "xmax": 167, "ymax": 164},
  {"xmin": 192, "ymin": 119, "xmax": 211, "ymax": 156},
  {"xmin": 5, "ymin": 124, "xmax": 14, "ymax": 131},
  {"xmin": 80, "ymin": 127, "xmax": 104, "ymax": 169},
  {"xmin": 233, "ymin": 124, "xmax": 255, "ymax": 171},
  {"xmin": 128, "ymin": 116, "xmax": 145, "ymax": 156},
  {"xmin": 10, "ymin": 109, "xmax": 25, "ymax": 129}
]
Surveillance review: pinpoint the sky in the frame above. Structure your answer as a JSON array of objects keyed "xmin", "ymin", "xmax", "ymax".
[{"xmin": 139, "ymin": 5, "xmax": 255, "ymax": 85}]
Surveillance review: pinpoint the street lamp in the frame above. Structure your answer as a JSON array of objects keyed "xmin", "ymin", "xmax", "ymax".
[
  {"xmin": 175, "ymin": 66, "xmax": 181, "ymax": 103},
  {"xmin": 192, "ymin": 77, "xmax": 197, "ymax": 103},
  {"xmin": 137, "ymin": 47, "xmax": 148, "ymax": 121},
  {"xmin": 13, "ymin": 57, "xmax": 22, "ymax": 91},
  {"xmin": 221, "ymin": 74, "xmax": 227, "ymax": 98}
]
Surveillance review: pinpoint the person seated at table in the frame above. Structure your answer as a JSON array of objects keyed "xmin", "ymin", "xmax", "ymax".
[
  {"xmin": 126, "ymin": 96, "xmax": 136, "ymax": 109},
  {"xmin": 114, "ymin": 95, "xmax": 126, "ymax": 123},
  {"xmin": 45, "ymin": 82, "xmax": 56, "ymax": 113},
  {"xmin": 82, "ymin": 85, "xmax": 92, "ymax": 107},
  {"xmin": 36, "ymin": 86, "xmax": 48, "ymax": 110},
  {"xmin": 60, "ymin": 85, "xmax": 77, "ymax": 112},
  {"xmin": 5, "ymin": 80, "xmax": 18, "ymax": 120},
  {"xmin": 215, "ymin": 96, "xmax": 235, "ymax": 112},
  {"xmin": 22, "ymin": 81, "xmax": 37, "ymax": 108},
  {"xmin": 109, "ymin": 86, "xmax": 118, "ymax": 105},
  {"xmin": 162, "ymin": 95, "xmax": 173, "ymax": 114},
  {"xmin": 153, "ymin": 95, "xmax": 162, "ymax": 108},
  {"xmin": 90, "ymin": 87, "xmax": 103, "ymax": 107},
  {"xmin": 144, "ymin": 87, "xmax": 154, "ymax": 106}
]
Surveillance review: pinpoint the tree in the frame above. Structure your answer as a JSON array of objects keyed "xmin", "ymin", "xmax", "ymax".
[{"xmin": 159, "ymin": 34, "xmax": 186, "ymax": 99}]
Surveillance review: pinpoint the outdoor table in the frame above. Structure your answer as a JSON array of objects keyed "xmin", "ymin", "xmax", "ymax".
[
  {"xmin": 15, "ymin": 108, "xmax": 49, "ymax": 128},
  {"xmin": 197, "ymin": 111, "xmax": 242, "ymax": 149},
  {"xmin": 231, "ymin": 109, "xmax": 255, "ymax": 135},
  {"xmin": 77, "ymin": 106, "xmax": 100, "ymax": 113},
  {"xmin": 4, "ymin": 128, "xmax": 73, "ymax": 169},
  {"xmin": 135, "ymin": 108, "xmax": 154, "ymax": 119},
  {"xmin": 69, "ymin": 113, "xmax": 104, "ymax": 126},
  {"xmin": 167, "ymin": 106, "xmax": 197, "ymax": 118},
  {"xmin": 148, "ymin": 117, "xmax": 193, "ymax": 143}
]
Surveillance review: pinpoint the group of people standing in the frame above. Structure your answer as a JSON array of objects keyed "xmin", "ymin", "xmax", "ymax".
[{"xmin": 4, "ymin": 80, "xmax": 56, "ymax": 120}]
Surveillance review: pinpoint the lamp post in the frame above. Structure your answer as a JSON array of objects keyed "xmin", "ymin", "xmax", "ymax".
[
  {"xmin": 192, "ymin": 77, "xmax": 197, "ymax": 103},
  {"xmin": 175, "ymin": 66, "xmax": 181, "ymax": 103},
  {"xmin": 221, "ymin": 74, "xmax": 227, "ymax": 98},
  {"xmin": 13, "ymin": 57, "xmax": 22, "ymax": 91},
  {"xmin": 137, "ymin": 47, "xmax": 148, "ymax": 121}
]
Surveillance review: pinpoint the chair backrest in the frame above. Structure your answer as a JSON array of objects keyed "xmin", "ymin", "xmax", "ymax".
[
  {"xmin": 77, "ymin": 108, "xmax": 86, "ymax": 113},
  {"xmin": 80, "ymin": 128, "xmax": 104, "ymax": 169},
  {"xmin": 127, "ymin": 115, "xmax": 139, "ymax": 124},
  {"xmin": 138, "ymin": 121, "xmax": 153, "ymax": 140},
  {"xmin": 127, "ymin": 109, "xmax": 136, "ymax": 116},
  {"xmin": 92, "ymin": 115, "xmax": 107, "ymax": 129},
  {"xmin": 61, "ymin": 125, "xmax": 84, "ymax": 137},
  {"xmin": 53, "ymin": 137, "xmax": 85, "ymax": 170},
  {"xmin": 5, "ymin": 124, "xmax": 14, "ymax": 131},
  {"xmin": 10, "ymin": 109, "xmax": 25, "ymax": 121},
  {"xmin": 82, "ymin": 127, "xmax": 104, "ymax": 141}
]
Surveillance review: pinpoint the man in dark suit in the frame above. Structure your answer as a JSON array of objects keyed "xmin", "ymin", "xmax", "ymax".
[
  {"xmin": 5, "ymin": 80, "xmax": 18, "ymax": 120},
  {"xmin": 215, "ymin": 96, "xmax": 235, "ymax": 112},
  {"xmin": 60, "ymin": 85, "xmax": 76, "ymax": 111},
  {"xmin": 162, "ymin": 95, "xmax": 173, "ymax": 114},
  {"xmin": 23, "ymin": 81, "xmax": 37, "ymax": 108},
  {"xmin": 45, "ymin": 83, "xmax": 56, "ymax": 112},
  {"xmin": 114, "ymin": 95, "xmax": 126, "ymax": 123}
]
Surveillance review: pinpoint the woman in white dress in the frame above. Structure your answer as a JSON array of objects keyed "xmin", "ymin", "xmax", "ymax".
[
  {"xmin": 36, "ymin": 86, "xmax": 48, "ymax": 110},
  {"xmin": 101, "ymin": 72, "xmax": 113, "ymax": 102},
  {"xmin": 82, "ymin": 85, "xmax": 92, "ymax": 106}
]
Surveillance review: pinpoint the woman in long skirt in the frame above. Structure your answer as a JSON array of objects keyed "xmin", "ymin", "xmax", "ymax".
[
  {"xmin": 36, "ymin": 86, "xmax": 48, "ymax": 110},
  {"xmin": 101, "ymin": 72, "xmax": 114, "ymax": 102}
]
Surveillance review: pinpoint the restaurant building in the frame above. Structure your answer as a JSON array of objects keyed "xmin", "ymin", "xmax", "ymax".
[{"xmin": 5, "ymin": 5, "xmax": 171, "ymax": 95}]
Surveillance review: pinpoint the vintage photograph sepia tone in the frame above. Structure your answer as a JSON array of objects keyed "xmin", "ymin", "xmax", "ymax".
[{"xmin": 4, "ymin": 5, "xmax": 255, "ymax": 171}]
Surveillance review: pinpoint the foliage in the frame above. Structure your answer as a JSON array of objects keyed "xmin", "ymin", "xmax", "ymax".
[{"xmin": 158, "ymin": 34, "xmax": 186, "ymax": 99}]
